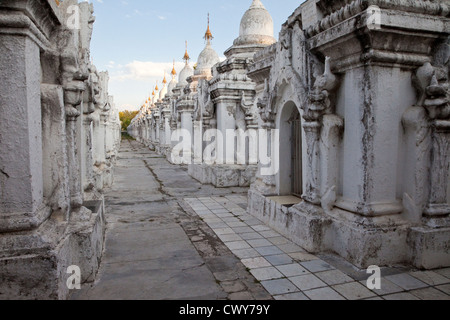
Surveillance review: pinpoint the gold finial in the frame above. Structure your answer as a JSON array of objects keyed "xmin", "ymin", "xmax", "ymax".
[
  {"xmin": 171, "ymin": 59, "xmax": 177, "ymax": 77},
  {"xmin": 155, "ymin": 81, "xmax": 159, "ymax": 91},
  {"xmin": 152, "ymin": 91, "xmax": 155, "ymax": 96},
  {"xmin": 183, "ymin": 41, "xmax": 190, "ymax": 64},
  {"xmin": 204, "ymin": 13, "xmax": 213, "ymax": 44}
]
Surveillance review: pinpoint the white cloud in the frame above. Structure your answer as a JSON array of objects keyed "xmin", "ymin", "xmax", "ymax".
[
  {"xmin": 107, "ymin": 60, "xmax": 187, "ymax": 111},
  {"xmin": 110, "ymin": 60, "xmax": 185, "ymax": 82}
]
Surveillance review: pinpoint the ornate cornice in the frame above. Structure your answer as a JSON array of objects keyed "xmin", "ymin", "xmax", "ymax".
[
  {"xmin": 0, "ymin": 0, "xmax": 62, "ymax": 48},
  {"xmin": 247, "ymin": 44, "xmax": 276, "ymax": 84},
  {"xmin": 306, "ymin": 4, "xmax": 449, "ymax": 72},
  {"xmin": 304, "ymin": 0, "xmax": 449, "ymax": 38}
]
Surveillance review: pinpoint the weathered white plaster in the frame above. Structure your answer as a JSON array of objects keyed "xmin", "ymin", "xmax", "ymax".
[{"xmin": 0, "ymin": 0, "xmax": 119, "ymax": 299}]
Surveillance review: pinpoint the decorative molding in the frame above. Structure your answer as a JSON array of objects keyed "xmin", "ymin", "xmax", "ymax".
[{"xmin": 304, "ymin": 0, "xmax": 449, "ymax": 38}]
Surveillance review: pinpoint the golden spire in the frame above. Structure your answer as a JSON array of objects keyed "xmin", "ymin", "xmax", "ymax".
[
  {"xmin": 171, "ymin": 59, "xmax": 177, "ymax": 77},
  {"xmin": 204, "ymin": 13, "xmax": 213, "ymax": 44},
  {"xmin": 155, "ymin": 81, "xmax": 159, "ymax": 91},
  {"xmin": 183, "ymin": 41, "xmax": 190, "ymax": 64},
  {"xmin": 162, "ymin": 73, "xmax": 167, "ymax": 85},
  {"xmin": 152, "ymin": 90, "xmax": 155, "ymax": 96}
]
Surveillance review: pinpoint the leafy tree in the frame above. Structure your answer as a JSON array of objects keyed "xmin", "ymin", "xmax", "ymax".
[{"xmin": 119, "ymin": 110, "xmax": 139, "ymax": 131}]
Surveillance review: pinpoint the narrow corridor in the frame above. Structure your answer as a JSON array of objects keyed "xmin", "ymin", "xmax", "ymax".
[
  {"xmin": 72, "ymin": 140, "xmax": 450, "ymax": 300},
  {"xmin": 71, "ymin": 139, "xmax": 270, "ymax": 300}
]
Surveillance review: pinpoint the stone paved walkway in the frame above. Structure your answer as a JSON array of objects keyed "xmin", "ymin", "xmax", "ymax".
[
  {"xmin": 184, "ymin": 197, "xmax": 450, "ymax": 300},
  {"xmin": 73, "ymin": 140, "xmax": 450, "ymax": 300},
  {"xmin": 71, "ymin": 139, "xmax": 270, "ymax": 300}
]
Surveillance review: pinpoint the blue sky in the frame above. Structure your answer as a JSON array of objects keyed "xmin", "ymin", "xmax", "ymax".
[{"xmin": 86, "ymin": 0, "xmax": 304, "ymax": 111}]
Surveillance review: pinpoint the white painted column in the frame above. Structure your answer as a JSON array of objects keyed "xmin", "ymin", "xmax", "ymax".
[
  {"xmin": 159, "ymin": 117, "xmax": 165, "ymax": 148},
  {"xmin": 165, "ymin": 115, "xmax": 172, "ymax": 146},
  {"xmin": 0, "ymin": 34, "xmax": 45, "ymax": 232},
  {"xmin": 155, "ymin": 117, "xmax": 160, "ymax": 142},
  {"xmin": 336, "ymin": 66, "xmax": 416, "ymax": 216},
  {"xmin": 216, "ymin": 100, "xmax": 236, "ymax": 164},
  {"xmin": 193, "ymin": 120, "xmax": 203, "ymax": 164},
  {"xmin": 180, "ymin": 110, "xmax": 194, "ymax": 162}
]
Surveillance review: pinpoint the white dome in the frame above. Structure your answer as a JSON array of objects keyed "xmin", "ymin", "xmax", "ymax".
[
  {"xmin": 234, "ymin": 0, "xmax": 275, "ymax": 46},
  {"xmin": 178, "ymin": 63, "xmax": 194, "ymax": 86},
  {"xmin": 159, "ymin": 84, "xmax": 167, "ymax": 100},
  {"xmin": 167, "ymin": 77, "xmax": 177, "ymax": 95},
  {"xmin": 194, "ymin": 43, "xmax": 220, "ymax": 77}
]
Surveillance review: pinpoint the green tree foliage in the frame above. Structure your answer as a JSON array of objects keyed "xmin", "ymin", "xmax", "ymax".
[{"xmin": 119, "ymin": 110, "xmax": 139, "ymax": 131}]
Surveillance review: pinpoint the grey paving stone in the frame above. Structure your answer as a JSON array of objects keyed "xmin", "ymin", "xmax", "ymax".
[
  {"xmin": 240, "ymin": 232, "xmax": 264, "ymax": 241},
  {"xmin": 385, "ymin": 273, "xmax": 428, "ymax": 291},
  {"xmin": 436, "ymin": 284, "xmax": 450, "ymax": 295},
  {"xmin": 265, "ymin": 254, "xmax": 294, "ymax": 266},
  {"xmin": 276, "ymin": 263, "xmax": 309, "ymax": 277},
  {"xmin": 409, "ymin": 271, "xmax": 450, "ymax": 286},
  {"xmin": 233, "ymin": 226, "xmax": 255, "ymax": 234},
  {"xmin": 261, "ymin": 279, "xmax": 298, "ymax": 296},
  {"xmin": 434, "ymin": 268, "xmax": 450, "ymax": 279},
  {"xmin": 195, "ymin": 210, "xmax": 212, "ymax": 215},
  {"xmin": 233, "ymin": 248, "xmax": 261, "ymax": 259},
  {"xmin": 227, "ymin": 221, "xmax": 248, "ymax": 228},
  {"xmin": 241, "ymin": 257, "xmax": 272, "ymax": 269},
  {"xmin": 214, "ymin": 228, "xmax": 235, "ymax": 235},
  {"xmin": 238, "ymin": 214, "xmax": 256, "ymax": 221},
  {"xmin": 198, "ymin": 213, "xmax": 217, "ymax": 219},
  {"xmin": 359, "ymin": 278, "xmax": 404, "ymax": 296},
  {"xmin": 300, "ymin": 260, "xmax": 335, "ymax": 273},
  {"xmin": 252, "ymin": 225, "xmax": 272, "ymax": 232},
  {"xmin": 274, "ymin": 292, "xmax": 309, "ymax": 300},
  {"xmin": 259, "ymin": 230, "xmax": 282, "ymax": 238},
  {"xmin": 247, "ymin": 239, "xmax": 273, "ymax": 248},
  {"xmin": 409, "ymin": 287, "xmax": 450, "ymax": 300},
  {"xmin": 332, "ymin": 282, "xmax": 377, "ymax": 300},
  {"xmin": 289, "ymin": 274, "xmax": 327, "ymax": 291},
  {"xmin": 315, "ymin": 270, "xmax": 354, "ymax": 286},
  {"xmin": 218, "ymin": 233, "xmax": 243, "ymax": 242},
  {"xmin": 222, "ymin": 217, "xmax": 241, "ymax": 223},
  {"xmin": 212, "ymin": 209, "xmax": 231, "ymax": 214},
  {"xmin": 304, "ymin": 287, "xmax": 346, "ymax": 300},
  {"xmin": 245, "ymin": 219, "xmax": 264, "ymax": 226},
  {"xmin": 276, "ymin": 243, "xmax": 305, "ymax": 254},
  {"xmin": 382, "ymin": 292, "xmax": 421, "ymax": 300},
  {"xmin": 203, "ymin": 218, "xmax": 222, "ymax": 224},
  {"xmin": 255, "ymin": 246, "xmax": 285, "ymax": 256},
  {"xmin": 269, "ymin": 237, "xmax": 290, "ymax": 246},
  {"xmin": 250, "ymin": 267, "xmax": 284, "ymax": 281},
  {"xmin": 208, "ymin": 222, "xmax": 229, "ymax": 229},
  {"xmin": 216, "ymin": 213, "xmax": 234, "ymax": 218},
  {"xmin": 226, "ymin": 241, "xmax": 251, "ymax": 251},
  {"xmin": 289, "ymin": 252, "xmax": 319, "ymax": 262}
]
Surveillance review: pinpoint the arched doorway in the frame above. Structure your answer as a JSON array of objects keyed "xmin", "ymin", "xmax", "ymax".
[{"xmin": 277, "ymin": 101, "xmax": 302, "ymax": 196}]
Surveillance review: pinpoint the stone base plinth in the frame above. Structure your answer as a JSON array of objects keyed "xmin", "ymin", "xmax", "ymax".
[
  {"xmin": 0, "ymin": 200, "xmax": 105, "ymax": 300},
  {"xmin": 248, "ymin": 189, "xmax": 450, "ymax": 270},
  {"xmin": 408, "ymin": 226, "xmax": 450, "ymax": 270},
  {"xmin": 189, "ymin": 164, "xmax": 257, "ymax": 188}
]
